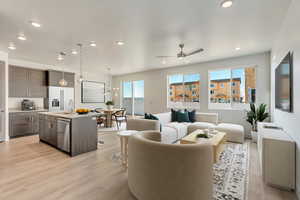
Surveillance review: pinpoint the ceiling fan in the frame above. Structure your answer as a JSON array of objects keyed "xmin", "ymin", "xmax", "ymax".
[{"xmin": 156, "ymin": 44, "xmax": 204, "ymax": 59}]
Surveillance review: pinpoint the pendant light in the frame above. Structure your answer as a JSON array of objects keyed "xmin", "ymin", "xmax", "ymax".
[
  {"xmin": 58, "ymin": 52, "xmax": 68, "ymax": 87},
  {"xmin": 77, "ymin": 43, "xmax": 84, "ymax": 82}
]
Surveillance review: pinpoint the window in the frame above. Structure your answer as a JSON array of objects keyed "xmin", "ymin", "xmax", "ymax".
[
  {"xmin": 210, "ymin": 83, "xmax": 215, "ymax": 88},
  {"xmin": 209, "ymin": 67, "xmax": 256, "ymax": 109},
  {"xmin": 168, "ymin": 73, "xmax": 200, "ymax": 108}
]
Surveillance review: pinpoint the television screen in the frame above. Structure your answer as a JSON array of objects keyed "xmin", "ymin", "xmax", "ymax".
[{"xmin": 275, "ymin": 52, "xmax": 293, "ymax": 112}]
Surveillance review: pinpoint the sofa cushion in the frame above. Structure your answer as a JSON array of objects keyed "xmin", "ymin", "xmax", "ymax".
[
  {"xmin": 153, "ymin": 112, "xmax": 171, "ymax": 126},
  {"xmin": 188, "ymin": 122, "xmax": 217, "ymax": 134},
  {"xmin": 177, "ymin": 111, "xmax": 190, "ymax": 122},
  {"xmin": 216, "ymin": 123, "xmax": 244, "ymax": 143},
  {"xmin": 165, "ymin": 122, "xmax": 189, "ymax": 140},
  {"xmin": 161, "ymin": 126, "xmax": 178, "ymax": 144}
]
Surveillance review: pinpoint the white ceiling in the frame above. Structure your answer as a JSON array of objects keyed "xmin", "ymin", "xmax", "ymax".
[{"xmin": 0, "ymin": 0, "xmax": 291, "ymax": 75}]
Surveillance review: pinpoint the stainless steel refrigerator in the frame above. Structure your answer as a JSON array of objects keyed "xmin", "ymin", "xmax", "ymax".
[{"xmin": 48, "ymin": 86, "xmax": 74, "ymax": 112}]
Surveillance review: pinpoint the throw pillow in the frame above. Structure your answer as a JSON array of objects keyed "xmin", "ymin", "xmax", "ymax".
[
  {"xmin": 171, "ymin": 109, "xmax": 178, "ymax": 122},
  {"xmin": 177, "ymin": 110, "xmax": 190, "ymax": 123},
  {"xmin": 185, "ymin": 109, "xmax": 196, "ymax": 123}
]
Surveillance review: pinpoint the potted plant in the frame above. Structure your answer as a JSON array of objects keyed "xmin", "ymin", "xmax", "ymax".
[
  {"xmin": 105, "ymin": 101, "xmax": 114, "ymax": 110},
  {"xmin": 246, "ymin": 103, "xmax": 269, "ymax": 142}
]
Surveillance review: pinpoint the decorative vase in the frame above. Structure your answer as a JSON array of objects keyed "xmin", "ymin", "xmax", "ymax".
[
  {"xmin": 251, "ymin": 131, "xmax": 258, "ymax": 143},
  {"xmin": 107, "ymin": 105, "xmax": 113, "ymax": 110}
]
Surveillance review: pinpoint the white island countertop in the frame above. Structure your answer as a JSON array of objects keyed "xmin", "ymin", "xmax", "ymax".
[{"xmin": 39, "ymin": 112, "xmax": 101, "ymax": 119}]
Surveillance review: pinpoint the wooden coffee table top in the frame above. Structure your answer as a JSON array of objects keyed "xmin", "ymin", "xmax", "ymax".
[{"xmin": 180, "ymin": 129, "xmax": 226, "ymax": 146}]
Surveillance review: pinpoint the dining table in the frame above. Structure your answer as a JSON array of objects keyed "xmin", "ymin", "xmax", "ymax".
[{"xmin": 102, "ymin": 108, "xmax": 123, "ymax": 128}]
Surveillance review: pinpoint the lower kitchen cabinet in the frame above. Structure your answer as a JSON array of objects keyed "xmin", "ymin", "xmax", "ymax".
[
  {"xmin": 9, "ymin": 112, "xmax": 39, "ymax": 138},
  {"xmin": 39, "ymin": 115, "xmax": 57, "ymax": 146}
]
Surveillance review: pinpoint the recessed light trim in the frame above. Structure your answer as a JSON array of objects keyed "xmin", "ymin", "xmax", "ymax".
[
  {"xmin": 71, "ymin": 49, "xmax": 78, "ymax": 55},
  {"xmin": 221, "ymin": 0, "xmax": 233, "ymax": 8},
  {"xmin": 8, "ymin": 43, "xmax": 16, "ymax": 50},
  {"xmin": 17, "ymin": 33, "xmax": 26, "ymax": 41},
  {"xmin": 116, "ymin": 41, "xmax": 125, "ymax": 46},
  {"xmin": 30, "ymin": 21, "xmax": 41, "ymax": 28},
  {"xmin": 90, "ymin": 41, "xmax": 96, "ymax": 47},
  {"xmin": 57, "ymin": 54, "xmax": 64, "ymax": 61},
  {"xmin": 235, "ymin": 47, "xmax": 241, "ymax": 50}
]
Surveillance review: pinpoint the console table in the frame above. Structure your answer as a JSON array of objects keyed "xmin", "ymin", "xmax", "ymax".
[{"xmin": 257, "ymin": 122, "xmax": 295, "ymax": 190}]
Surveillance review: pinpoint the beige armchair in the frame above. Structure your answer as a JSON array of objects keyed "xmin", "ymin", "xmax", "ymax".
[{"xmin": 128, "ymin": 131, "xmax": 213, "ymax": 200}]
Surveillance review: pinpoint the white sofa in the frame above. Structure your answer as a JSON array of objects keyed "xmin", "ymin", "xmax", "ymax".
[
  {"xmin": 128, "ymin": 131, "xmax": 213, "ymax": 200},
  {"xmin": 127, "ymin": 112, "xmax": 244, "ymax": 144}
]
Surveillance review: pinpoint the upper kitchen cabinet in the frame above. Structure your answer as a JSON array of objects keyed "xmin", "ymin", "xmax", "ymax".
[
  {"xmin": 9, "ymin": 65, "xmax": 47, "ymax": 98},
  {"xmin": 47, "ymin": 70, "xmax": 75, "ymax": 88}
]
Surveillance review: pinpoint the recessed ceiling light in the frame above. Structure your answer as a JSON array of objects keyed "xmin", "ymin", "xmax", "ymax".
[
  {"xmin": 116, "ymin": 41, "xmax": 125, "ymax": 46},
  {"xmin": 57, "ymin": 54, "xmax": 64, "ymax": 61},
  {"xmin": 71, "ymin": 49, "xmax": 78, "ymax": 55},
  {"xmin": 221, "ymin": 0, "xmax": 233, "ymax": 8},
  {"xmin": 90, "ymin": 41, "xmax": 96, "ymax": 47},
  {"xmin": 235, "ymin": 47, "xmax": 241, "ymax": 50},
  {"xmin": 17, "ymin": 33, "xmax": 26, "ymax": 41},
  {"xmin": 8, "ymin": 42, "xmax": 16, "ymax": 50},
  {"xmin": 30, "ymin": 21, "xmax": 41, "ymax": 28}
]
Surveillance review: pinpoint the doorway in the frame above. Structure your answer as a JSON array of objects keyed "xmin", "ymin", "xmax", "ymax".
[{"xmin": 122, "ymin": 80, "xmax": 144, "ymax": 116}]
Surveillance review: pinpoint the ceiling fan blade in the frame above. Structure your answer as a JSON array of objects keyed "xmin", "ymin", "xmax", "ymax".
[
  {"xmin": 185, "ymin": 48, "xmax": 204, "ymax": 56},
  {"xmin": 156, "ymin": 56, "xmax": 176, "ymax": 58}
]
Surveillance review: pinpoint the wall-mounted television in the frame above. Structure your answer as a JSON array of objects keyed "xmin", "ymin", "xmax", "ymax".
[{"xmin": 275, "ymin": 52, "xmax": 293, "ymax": 112}]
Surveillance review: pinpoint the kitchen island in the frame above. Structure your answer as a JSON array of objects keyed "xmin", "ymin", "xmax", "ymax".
[{"xmin": 38, "ymin": 112, "xmax": 100, "ymax": 156}]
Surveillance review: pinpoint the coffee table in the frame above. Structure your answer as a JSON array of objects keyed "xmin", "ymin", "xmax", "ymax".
[
  {"xmin": 117, "ymin": 130, "xmax": 138, "ymax": 167},
  {"xmin": 180, "ymin": 129, "xmax": 226, "ymax": 163}
]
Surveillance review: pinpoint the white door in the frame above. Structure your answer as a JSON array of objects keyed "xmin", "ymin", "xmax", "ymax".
[{"xmin": 0, "ymin": 61, "xmax": 5, "ymax": 141}]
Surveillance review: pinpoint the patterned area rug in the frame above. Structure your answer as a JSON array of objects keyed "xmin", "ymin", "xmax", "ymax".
[{"xmin": 213, "ymin": 142, "xmax": 249, "ymax": 200}]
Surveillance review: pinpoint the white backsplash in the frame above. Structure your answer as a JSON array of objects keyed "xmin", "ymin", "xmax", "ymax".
[{"xmin": 8, "ymin": 98, "xmax": 44, "ymax": 109}]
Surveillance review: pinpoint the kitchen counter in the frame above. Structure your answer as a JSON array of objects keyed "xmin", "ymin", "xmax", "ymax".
[
  {"xmin": 39, "ymin": 112, "xmax": 99, "ymax": 156},
  {"xmin": 39, "ymin": 112, "xmax": 101, "ymax": 119},
  {"xmin": 9, "ymin": 108, "xmax": 48, "ymax": 113}
]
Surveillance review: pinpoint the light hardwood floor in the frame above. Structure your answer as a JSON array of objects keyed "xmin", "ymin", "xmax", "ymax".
[{"xmin": 0, "ymin": 133, "xmax": 297, "ymax": 200}]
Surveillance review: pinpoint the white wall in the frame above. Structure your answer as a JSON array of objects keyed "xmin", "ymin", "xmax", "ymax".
[
  {"xmin": 8, "ymin": 58, "xmax": 111, "ymax": 110},
  {"xmin": 271, "ymin": 0, "xmax": 300, "ymax": 197},
  {"xmin": 112, "ymin": 52, "xmax": 271, "ymax": 136},
  {"xmin": 0, "ymin": 51, "xmax": 9, "ymax": 141}
]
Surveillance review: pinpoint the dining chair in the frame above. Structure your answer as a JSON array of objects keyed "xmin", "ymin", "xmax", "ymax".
[{"xmin": 112, "ymin": 109, "xmax": 127, "ymax": 130}]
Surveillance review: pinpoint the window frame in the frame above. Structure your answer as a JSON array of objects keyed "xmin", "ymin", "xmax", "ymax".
[
  {"xmin": 167, "ymin": 72, "xmax": 201, "ymax": 109},
  {"xmin": 208, "ymin": 65, "xmax": 257, "ymax": 110}
]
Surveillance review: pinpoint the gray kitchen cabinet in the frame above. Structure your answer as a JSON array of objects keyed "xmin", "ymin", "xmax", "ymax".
[
  {"xmin": 9, "ymin": 112, "xmax": 39, "ymax": 138},
  {"xmin": 28, "ymin": 69, "xmax": 47, "ymax": 97},
  {"xmin": 9, "ymin": 65, "xmax": 47, "ymax": 98},
  {"xmin": 48, "ymin": 70, "xmax": 75, "ymax": 88},
  {"xmin": 40, "ymin": 116, "xmax": 57, "ymax": 146},
  {"xmin": 9, "ymin": 66, "xmax": 28, "ymax": 97}
]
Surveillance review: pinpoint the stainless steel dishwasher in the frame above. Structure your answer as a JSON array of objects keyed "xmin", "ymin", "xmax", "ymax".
[{"xmin": 57, "ymin": 118, "xmax": 71, "ymax": 153}]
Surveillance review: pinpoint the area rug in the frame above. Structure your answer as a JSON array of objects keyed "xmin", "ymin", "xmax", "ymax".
[{"xmin": 213, "ymin": 142, "xmax": 249, "ymax": 200}]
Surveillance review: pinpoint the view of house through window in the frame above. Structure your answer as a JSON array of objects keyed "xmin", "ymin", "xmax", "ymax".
[
  {"xmin": 209, "ymin": 67, "xmax": 256, "ymax": 108},
  {"xmin": 168, "ymin": 73, "xmax": 200, "ymax": 108}
]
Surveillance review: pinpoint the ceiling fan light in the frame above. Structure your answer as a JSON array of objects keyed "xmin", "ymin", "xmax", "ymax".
[{"xmin": 221, "ymin": 0, "xmax": 233, "ymax": 8}]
